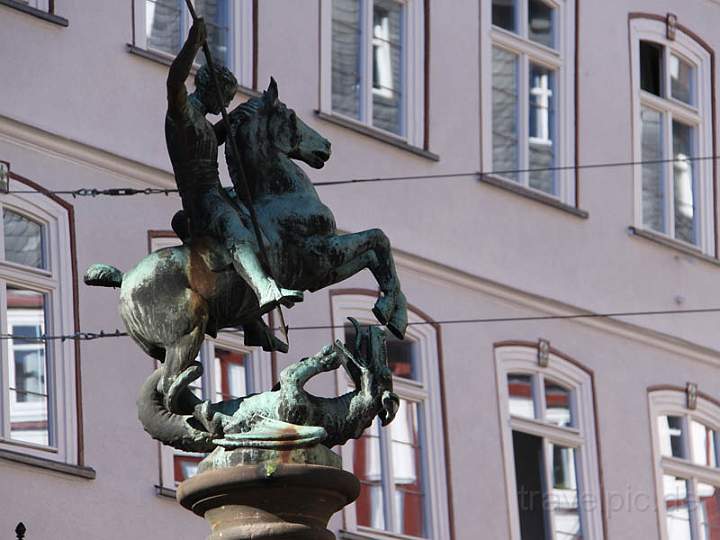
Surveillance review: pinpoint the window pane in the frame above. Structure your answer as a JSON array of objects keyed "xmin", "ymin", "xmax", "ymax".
[
  {"xmin": 391, "ymin": 400, "xmax": 426, "ymax": 537},
  {"xmin": 640, "ymin": 41, "xmax": 663, "ymax": 97},
  {"xmin": 174, "ymin": 454, "xmax": 203, "ymax": 483},
  {"xmin": 641, "ymin": 106, "xmax": 665, "ymax": 233},
  {"xmin": 512, "ymin": 431, "xmax": 549, "ymax": 538},
  {"xmin": 194, "ymin": 0, "xmax": 230, "ymax": 67},
  {"xmin": 528, "ymin": 0, "xmax": 555, "ymax": 49},
  {"xmin": 663, "ymin": 475, "xmax": 692, "ymax": 539},
  {"xmin": 545, "ymin": 380, "xmax": 573, "ymax": 427},
  {"xmin": 550, "ymin": 444, "xmax": 583, "ymax": 540},
  {"xmin": 354, "ymin": 419, "xmax": 386, "ymax": 530},
  {"xmin": 332, "ymin": 0, "xmax": 362, "ymax": 120},
  {"xmin": 7, "ymin": 287, "xmax": 50, "ymax": 446},
  {"xmin": 658, "ymin": 415, "xmax": 686, "ymax": 458},
  {"xmin": 528, "ymin": 63, "xmax": 557, "ymax": 194},
  {"xmin": 697, "ymin": 483, "xmax": 720, "ymax": 539},
  {"xmin": 670, "ymin": 54, "xmax": 695, "ymax": 106},
  {"xmin": 508, "ymin": 373, "xmax": 535, "ymax": 419},
  {"xmin": 3, "ymin": 209, "xmax": 45, "ymax": 269},
  {"xmin": 145, "ymin": 0, "xmax": 183, "ymax": 56},
  {"xmin": 213, "ymin": 348, "xmax": 247, "ymax": 401},
  {"xmin": 492, "ymin": 47, "xmax": 519, "ymax": 182},
  {"xmin": 691, "ymin": 421, "xmax": 718, "ymax": 468},
  {"xmin": 344, "ymin": 323, "xmax": 419, "ymax": 381},
  {"xmin": 672, "ymin": 121, "xmax": 698, "ymax": 245},
  {"xmin": 492, "ymin": 0, "xmax": 516, "ymax": 32},
  {"xmin": 372, "ymin": 0, "xmax": 404, "ymax": 135}
]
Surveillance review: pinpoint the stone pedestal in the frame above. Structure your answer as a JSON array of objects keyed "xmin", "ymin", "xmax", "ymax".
[{"xmin": 177, "ymin": 445, "xmax": 360, "ymax": 540}]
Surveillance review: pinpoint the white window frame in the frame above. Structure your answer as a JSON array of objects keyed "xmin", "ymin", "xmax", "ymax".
[
  {"xmin": 494, "ymin": 345, "xmax": 604, "ymax": 540},
  {"xmin": 149, "ymin": 235, "xmax": 272, "ymax": 490},
  {"xmin": 132, "ymin": 0, "xmax": 254, "ymax": 88},
  {"xmin": 649, "ymin": 389, "xmax": 720, "ymax": 540},
  {"xmin": 0, "ymin": 192, "xmax": 77, "ymax": 464},
  {"xmin": 331, "ymin": 294, "xmax": 450, "ymax": 540},
  {"xmin": 17, "ymin": 0, "xmax": 50, "ymax": 11},
  {"xmin": 481, "ymin": 0, "xmax": 576, "ymax": 204},
  {"xmin": 319, "ymin": 0, "xmax": 426, "ymax": 147},
  {"xmin": 630, "ymin": 18, "xmax": 715, "ymax": 255}
]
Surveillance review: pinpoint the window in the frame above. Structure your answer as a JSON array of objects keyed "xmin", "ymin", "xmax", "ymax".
[
  {"xmin": 331, "ymin": 294, "xmax": 450, "ymax": 539},
  {"xmin": 482, "ymin": 0, "xmax": 576, "ymax": 203},
  {"xmin": 630, "ymin": 19, "xmax": 714, "ymax": 254},
  {"xmin": 132, "ymin": 0, "xmax": 254, "ymax": 88},
  {"xmin": 649, "ymin": 389, "xmax": 720, "ymax": 539},
  {"xmin": 495, "ymin": 344, "xmax": 604, "ymax": 539},
  {"xmin": 15, "ymin": 0, "xmax": 50, "ymax": 12},
  {"xmin": 0, "ymin": 188, "xmax": 77, "ymax": 464},
  {"xmin": 149, "ymin": 234, "xmax": 272, "ymax": 489},
  {"xmin": 320, "ymin": 0, "xmax": 426, "ymax": 146}
]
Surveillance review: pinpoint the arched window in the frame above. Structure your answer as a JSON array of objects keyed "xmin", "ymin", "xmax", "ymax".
[
  {"xmin": 0, "ymin": 177, "xmax": 78, "ymax": 465},
  {"xmin": 331, "ymin": 293, "xmax": 451, "ymax": 539},
  {"xmin": 648, "ymin": 387, "xmax": 720, "ymax": 539},
  {"xmin": 495, "ymin": 343, "xmax": 604, "ymax": 539}
]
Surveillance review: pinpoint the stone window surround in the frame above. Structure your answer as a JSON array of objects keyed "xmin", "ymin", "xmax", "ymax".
[
  {"xmin": 330, "ymin": 292, "xmax": 451, "ymax": 540},
  {"xmin": 629, "ymin": 16, "xmax": 716, "ymax": 257},
  {"xmin": 648, "ymin": 387, "xmax": 720, "ymax": 540},
  {"xmin": 480, "ymin": 0, "xmax": 578, "ymax": 208},
  {"xmin": 494, "ymin": 342, "xmax": 605, "ymax": 539}
]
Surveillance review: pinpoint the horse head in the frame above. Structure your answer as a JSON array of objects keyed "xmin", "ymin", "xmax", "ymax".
[{"xmin": 230, "ymin": 78, "xmax": 331, "ymax": 169}]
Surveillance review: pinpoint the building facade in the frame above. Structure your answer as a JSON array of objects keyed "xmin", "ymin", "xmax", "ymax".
[{"xmin": 1, "ymin": 0, "xmax": 720, "ymax": 538}]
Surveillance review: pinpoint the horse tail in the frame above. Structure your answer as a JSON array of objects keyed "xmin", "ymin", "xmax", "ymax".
[{"xmin": 84, "ymin": 263, "xmax": 123, "ymax": 288}]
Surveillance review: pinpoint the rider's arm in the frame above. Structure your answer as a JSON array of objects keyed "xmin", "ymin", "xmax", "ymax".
[{"xmin": 167, "ymin": 18, "xmax": 207, "ymax": 118}]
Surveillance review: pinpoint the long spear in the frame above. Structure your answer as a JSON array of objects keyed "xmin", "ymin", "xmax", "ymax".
[{"xmin": 183, "ymin": 0, "xmax": 290, "ymax": 342}]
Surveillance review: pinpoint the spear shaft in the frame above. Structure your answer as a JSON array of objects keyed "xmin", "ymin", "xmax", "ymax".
[{"xmin": 183, "ymin": 0, "xmax": 290, "ymax": 340}]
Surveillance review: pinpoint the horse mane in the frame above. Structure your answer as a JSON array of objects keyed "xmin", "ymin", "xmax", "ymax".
[{"xmin": 230, "ymin": 96, "xmax": 264, "ymax": 124}]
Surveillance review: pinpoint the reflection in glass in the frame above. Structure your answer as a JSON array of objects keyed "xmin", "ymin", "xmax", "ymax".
[
  {"xmin": 332, "ymin": 0, "xmax": 362, "ymax": 120},
  {"xmin": 672, "ymin": 121, "xmax": 698, "ymax": 245},
  {"xmin": 512, "ymin": 430, "xmax": 548, "ymax": 537},
  {"xmin": 7, "ymin": 287, "xmax": 50, "ymax": 446},
  {"xmin": 663, "ymin": 475, "xmax": 692, "ymax": 539},
  {"xmin": 671, "ymin": 54, "xmax": 695, "ymax": 106},
  {"xmin": 545, "ymin": 380, "xmax": 573, "ymax": 427},
  {"xmin": 492, "ymin": 47, "xmax": 519, "ymax": 182},
  {"xmin": 697, "ymin": 482, "xmax": 720, "ymax": 539},
  {"xmin": 3, "ymin": 209, "xmax": 45, "ymax": 269},
  {"xmin": 492, "ymin": 0, "xmax": 516, "ymax": 32},
  {"xmin": 528, "ymin": 63, "xmax": 556, "ymax": 194},
  {"xmin": 354, "ymin": 419, "xmax": 386, "ymax": 530},
  {"xmin": 371, "ymin": 0, "xmax": 404, "ymax": 135},
  {"xmin": 146, "ymin": 0, "xmax": 183, "ymax": 56},
  {"xmin": 508, "ymin": 373, "xmax": 535, "ymax": 419},
  {"xmin": 551, "ymin": 444, "xmax": 582, "ymax": 540},
  {"xmin": 213, "ymin": 348, "xmax": 247, "ymax": 401},
  {"xmin": 640, "ymin": 41, "xmax": 663, "ymax": 97},
  {"xmin": 343, "ymin": 323, "xmax": 419, "ymax": 381},
  {"xmin": 658, "ymin": 415, "xmax": 686, "ymax": 458},
  {"xmin": 641, "ymin": 106, "xmax": 665, "ymax": 233},
  {"xmin": 391, "ymin": 400, "xmax": 425, "ymax": 537},
  {"xmin": 194, "ymin": 0, "xmax": 230, "ymax": 67},
  {"xmin": 528, "ymin": 0, "xmax": 555, "ymax": 49},
  {"xmin": 691, "ymin": 421, "xmax": 718, "ymax": 468}
]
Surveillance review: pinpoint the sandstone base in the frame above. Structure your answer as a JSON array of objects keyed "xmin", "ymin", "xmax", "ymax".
[{"xmin": 176, "ymin": 446, "xmax": 360, "ymax": 540}]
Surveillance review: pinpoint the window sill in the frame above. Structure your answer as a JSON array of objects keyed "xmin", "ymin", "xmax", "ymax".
[
  {"xmin": 0, "ymin": 448, "xmax": 95, "ymax": 479},
  {"xmin": 125, "ymin": 44, "xmax": 260, "ymax": 98},
  {"xmin": 0, "ymin": 0, "xmax": 68, "ymax": 26},
  {"xmin": 479, "ymin": 174, "xmax": 589, "ymax": 219},
  {"xmin": 154, "ymin": 485, "xmax": 178, "ymax": 499},
  {"xmin": 314, "ymin": 111, "xmax": 439, "ymax": 162},
  {"xmin": 340, "ymin": 529, "xmax": 425, "ymax": 540},
  {"xmin": 627, "ymin": 226, "xmax": 720, "ymax": 266}
]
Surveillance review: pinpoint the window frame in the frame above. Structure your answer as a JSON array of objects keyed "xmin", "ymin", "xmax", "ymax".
[
  {"xmin": 494, "ymin": 344, "xmax": 604, "ymax": 540},
  {"xmin": 629, "ymin": 17, "xmax": 715, "ymax": 255},
  {"xmin": 0, "ymin": 190, "xmax": 77, "ymax": 465},
  {"xmin": 481, "ymin": 0, "xmax": 577, "ymax": 205},
  {"xmin": 648, "ymin": 388, "xmax": 720, "ymax": 540},
  {"xmin": 131, "ymin": 0, "xmax": 254, "ymax": 88},
  {"xmin": 319, "ymin": 0, "xmax": 427, "ymax": 148},
  {"xmin": 331, "ymin": 293, "xmax": 450, "ymax": 540}
]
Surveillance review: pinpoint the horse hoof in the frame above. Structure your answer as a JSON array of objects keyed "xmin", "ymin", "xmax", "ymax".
[
  {"xmin": 373, "ymin": 295, "xmax": 395, "ymax": 326},
  {"xmin": 386, "ymin": 293, "xmax": 408, "ymax": 339}
]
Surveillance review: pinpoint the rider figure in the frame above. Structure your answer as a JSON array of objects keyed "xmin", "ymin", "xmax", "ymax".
[{"xmin": 165, "ymin": 18, "xmax": 302, "ymax": 314}]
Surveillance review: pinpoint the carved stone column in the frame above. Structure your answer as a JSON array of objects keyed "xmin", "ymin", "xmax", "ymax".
[{"xmin": 177, "ymin": 445, "xmax": 359, "ymax": 540}]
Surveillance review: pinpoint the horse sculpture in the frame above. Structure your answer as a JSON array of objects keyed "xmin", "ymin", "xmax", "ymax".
[{"xmin": 84, "ymin": 79, "xmax": 407, "ymax": 444}]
